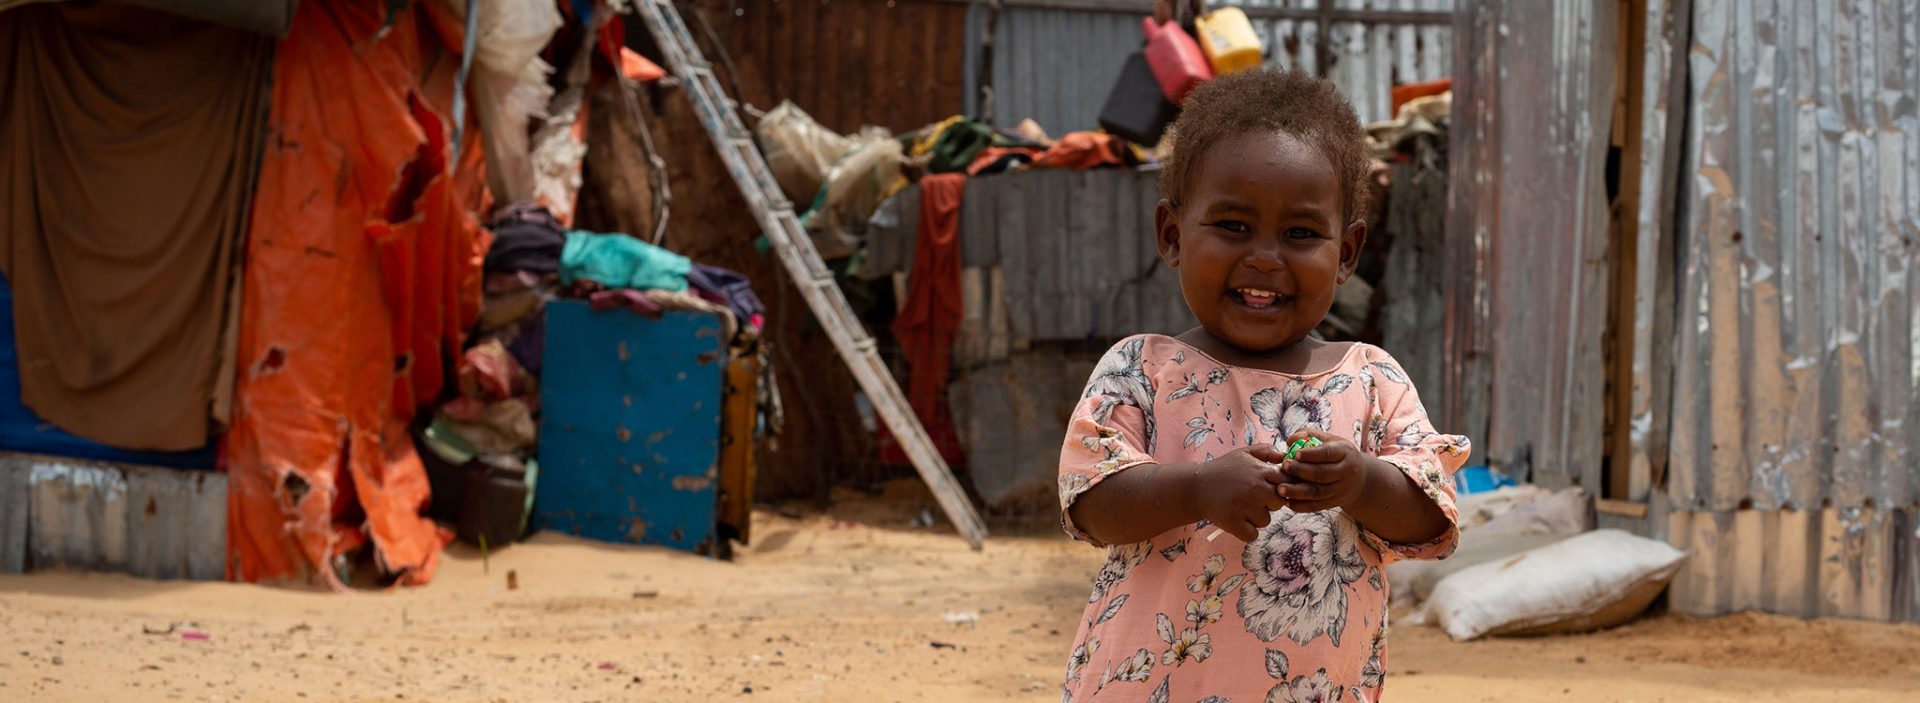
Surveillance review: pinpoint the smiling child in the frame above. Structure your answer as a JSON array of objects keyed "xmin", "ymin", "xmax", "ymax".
[{"xmin": 1056, "ymin": 68, "xmax": 1471, "ymax": 702}]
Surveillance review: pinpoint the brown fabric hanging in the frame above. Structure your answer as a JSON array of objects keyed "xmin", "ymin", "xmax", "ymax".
[{"xmin": 0, "ymin": 3, "xmax": 269, "ymax": 451}]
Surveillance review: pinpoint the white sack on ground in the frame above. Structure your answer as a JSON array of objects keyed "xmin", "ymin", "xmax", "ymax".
[
  {"xmin": 1427, "ymin": 529, "xmax": 1687, "ymax": 641},
  {"xmin": 1389, "ymin": 486, "xmax": 1593, "ymax": 606}
]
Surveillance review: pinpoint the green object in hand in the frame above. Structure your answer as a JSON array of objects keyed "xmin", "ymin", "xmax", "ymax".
[{"xmin": 1282, "ymin": 436, "xmax": 1324, "ymax": 462}]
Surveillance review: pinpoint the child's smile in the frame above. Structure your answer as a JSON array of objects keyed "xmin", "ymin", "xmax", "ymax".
[{"xmin": 1156, "ymin": 129, "xmax": 1362, "ymax": 356}]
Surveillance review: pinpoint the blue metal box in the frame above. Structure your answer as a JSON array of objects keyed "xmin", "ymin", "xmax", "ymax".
[{"xmin": 534, "ymin": 302, "xmax": 727, "ymax": 553}]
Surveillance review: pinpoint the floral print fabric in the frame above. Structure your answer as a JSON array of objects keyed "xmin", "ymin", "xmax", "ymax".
[{"xmin": 1058, "ymin": 336, "xmax": 1470, "ymax": 702}]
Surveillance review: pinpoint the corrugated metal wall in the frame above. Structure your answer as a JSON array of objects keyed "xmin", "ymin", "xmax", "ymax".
[
  {"xmin": 1448, "ymin": 0, "xmax": 1617, "ymax": 491},
  {"xmin": 0, "ymin": 454, "xmax": 226, "ymax": 580},
  {"xmin": 1667, "ymin": 0, "xmax": 1919, "ymax": 515},
  {"xmin": 863, "ymin": 168, "xmax": 1192, "ymax": 340},
  {"xmin": 701, "ymin": 0, "xmax": 970, "ymax": 134},
  {"xmin": 969, "ymin": 0, "xmax": 1455, "ymax": 131},
  {"xmin": 1656, "ymin": 0, "xmax": 1920, "ymax": 623}
]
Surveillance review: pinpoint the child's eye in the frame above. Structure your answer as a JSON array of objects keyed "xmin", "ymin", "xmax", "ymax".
[
  {"xmin": 1208, "ymin": 220, "xmax": 1252, "ymax": 234},
  {"xmin": 1286, "ymin": 227, "xmax": 1321, "ymax": 240}
]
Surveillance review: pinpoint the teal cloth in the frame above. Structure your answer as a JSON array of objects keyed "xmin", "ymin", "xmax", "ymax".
[{"xmin": 560, "ymin": 231, "xmax": 691, "ymax": 292}]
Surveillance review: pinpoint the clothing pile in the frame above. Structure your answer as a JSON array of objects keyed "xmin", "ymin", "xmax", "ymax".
[{"xmin": 423, "ymin": 202, "xmax": 770, "ymax": 546}]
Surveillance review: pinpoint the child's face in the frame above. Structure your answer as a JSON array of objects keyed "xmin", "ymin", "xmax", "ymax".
[{"xmin": 1155, "ymin": 129, "xmax": 1364, "ymax": 353}]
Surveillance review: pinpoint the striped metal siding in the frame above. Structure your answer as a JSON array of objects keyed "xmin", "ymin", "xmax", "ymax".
[
  {"xmin": 1658, "ymin": 0, "xmax": 1920, "ymax": 623},
  {"xmin": 0, "ymin": 453, "xmax": 227, "ymax": 580},
  {"xmin": 969, "ymin": 5, "xmax": 1143, "ymax": 132},
  {"xmin": 1447, "ymin": 0, "xmax": 1617, "ymax": 491},
  {"xmin": 1668, "ymin": 507, "xmax": 1920, "ymax": 622},
  {"xmin": 863, "ymin": 167, "xmax": 1194, "ymax": 340},
  {"xmin": 972, "ymin": 0, "xmax": 1455, "ymax": 131},
  {"xmin": 701, "ymin": 0, "xmax": 971, "ymax": 135},
  {"xmin": 1666, "ymin": 0, "xmax": 1920, "ymax": 515}
]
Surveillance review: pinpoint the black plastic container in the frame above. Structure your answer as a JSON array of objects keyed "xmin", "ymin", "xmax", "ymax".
[
  {"xmin": 1098, "ymin": 52, "xmax": 1180, "ymax": 148},
  {"xmin": 455, "ymin": 457, "xmax": 531, "ymax": 547}
]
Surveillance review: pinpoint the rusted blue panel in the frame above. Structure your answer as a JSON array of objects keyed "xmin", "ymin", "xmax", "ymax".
[{"xmin": 535, "ymin": 303, "xmax": 726, "ymax": 554}]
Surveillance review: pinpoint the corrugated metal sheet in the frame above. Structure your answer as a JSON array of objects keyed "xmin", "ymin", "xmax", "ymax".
[
  {"xmin": 1667, "ymin": 507, "xmax": 1918, "ymax": 622},
  {"xmin": 701, "ymin": 0, "xmax": 970, "ymax": 134},
  {"xmin": 1667, "ymin": 0, "xmax": 1919, "ymax": 514},
  {"xmin": 949, "ymin": 351, "xmax": 1099, "ymax": 509},
  {"xmin": 863, "ymin": 167, "xmax": 1195, "ymax": 340},
  {"xmin": 0, "ymin": 453, "xmax": 226, "ymax": 580},
  {"xmin": 968, "ymin": 4, "xmax": 1139, "ymax": 132},
  {"xmin": 1623, "ymin": 0, "xmax": 1690, "ymax": 506},
  {"xmin": 1447, "ymin": 0, "xmax": 1616, "ymax": 491},
  {"xmin": 1655, "ymin": 0, "xmax": 1920, "ymax": 624},
  {"xmin": 970, "ymin": 0, "xmax": 1455, "ymax": 131}
]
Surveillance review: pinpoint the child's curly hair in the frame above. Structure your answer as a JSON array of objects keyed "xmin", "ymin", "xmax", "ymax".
[{"xmin": 1157, "ymin": 68, "xmax": 1372, "ymax": 225}]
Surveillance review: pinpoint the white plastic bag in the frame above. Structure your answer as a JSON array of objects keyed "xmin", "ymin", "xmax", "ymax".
[
  {"xmin": 757, "ymin": 101, "xmax": 855, "ymax": 205},
  {"xmin": 1426, "ymin": 529, "xmax": 1686, "ymax": 641},
  {"xmin": 803, "ymin": 129, "xmax": 904, "ymax": 260}
]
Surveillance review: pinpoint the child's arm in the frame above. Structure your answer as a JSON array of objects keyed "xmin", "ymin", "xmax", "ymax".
[
  {"xmin": 1269, "ymin": 352, "xmax": 1470, "ymax": 560},
  {"xmin": 1273, "ymin": 429, "xmax": 1450, "ymax": 544},
  {"xmin": 1069, "ymin": 445, "xmax": 1293, "ymax": 545}
]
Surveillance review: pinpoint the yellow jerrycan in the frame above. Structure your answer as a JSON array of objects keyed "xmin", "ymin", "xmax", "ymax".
[{"xmin": 1196, "ymin": 7, "xmax": 1263, "ymax": 75}]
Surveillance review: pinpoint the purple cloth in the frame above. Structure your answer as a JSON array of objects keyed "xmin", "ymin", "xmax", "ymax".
[
  {"xmin": 505, "ymin": 310, "xmax": 546, "ymax": 377},
  {"xmin": 686, "ymin": 263, "xmax": 764, "ymax": 328}
]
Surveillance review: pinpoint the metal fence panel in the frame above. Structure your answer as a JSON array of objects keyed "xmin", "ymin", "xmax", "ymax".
[
  {"xmin": 1667, "ymin": 0, "xmax": 1920, "ymax": 513},
  {"xmin": 1447, "ymin": 0, "xmax": 1617, "ymax": 490},
  {"xmin": 972, "ymin": 0, "xmax": 1455, "ymax": 131},
  {"xmin": 1, "ymin": 454, "xmax": 226, "ymax": 580}
]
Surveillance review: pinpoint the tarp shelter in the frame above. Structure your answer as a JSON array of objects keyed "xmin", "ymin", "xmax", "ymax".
[
  {"xmin": 1, "ymin": 0, "xmax": 492, "ymax": 588},
  {"xmin": 224, "ymin": 0, "xmax": 490, "ymax": 587}
]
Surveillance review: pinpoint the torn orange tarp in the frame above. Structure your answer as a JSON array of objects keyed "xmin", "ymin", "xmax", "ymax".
[{"xmin": 226, "ymin": 0, "xmax": 489, "ymax": 588}]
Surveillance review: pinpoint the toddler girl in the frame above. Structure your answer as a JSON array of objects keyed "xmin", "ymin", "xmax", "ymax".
[{"xmin": 1057, "ymin": 68, "xmax": 1470, "ymax": 702}]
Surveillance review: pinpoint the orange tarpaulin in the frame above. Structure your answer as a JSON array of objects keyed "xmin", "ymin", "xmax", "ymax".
[{"xmin": 226, "ymin": 0, "xmax": 489, "ymax": 588}]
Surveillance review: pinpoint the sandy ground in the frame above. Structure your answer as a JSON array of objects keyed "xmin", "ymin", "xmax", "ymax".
[{"xmin": 4, "ymin": 485, "xmax": 1920, "ymax": 702}]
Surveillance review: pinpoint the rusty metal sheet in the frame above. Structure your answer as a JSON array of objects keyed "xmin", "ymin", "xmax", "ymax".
[
  {"xmin": 704, "ymin": 0, "xmax": 969, "ymax": 135},
  {"xmin": 27, "ymin": 460, "xmax": 131, "ymax": 573},
  {"xmin": 1447, "ymin": 0, "xmax": 1617, "ymax": 491},
  {"xmin": 1666, "ymin": 0, "xmax": 1919, "ymax": 513},
  {"xmin": 1624, "ymin": 0, "xmax": 1691, "ymax": 506}
]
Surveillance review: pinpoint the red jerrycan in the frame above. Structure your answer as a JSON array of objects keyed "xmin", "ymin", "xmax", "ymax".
[{"xmin": 1142, "ymin": 17, "xmax": 1214, "ymax": 105}]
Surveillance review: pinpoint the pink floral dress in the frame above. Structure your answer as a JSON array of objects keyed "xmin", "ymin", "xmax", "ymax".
[{"xmin": 1057, "ymin": 335, "xmax": 1470, "ymax": 703}]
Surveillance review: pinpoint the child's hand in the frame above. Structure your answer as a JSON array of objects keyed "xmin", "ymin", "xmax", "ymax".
[
  {"xmin": 1275, "ymin": 429, "xmax": 1371, "ymax": 513},
  {"xmin": 1195, "ymin": 445, "xmax": 1291, "ymax": 542}
]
